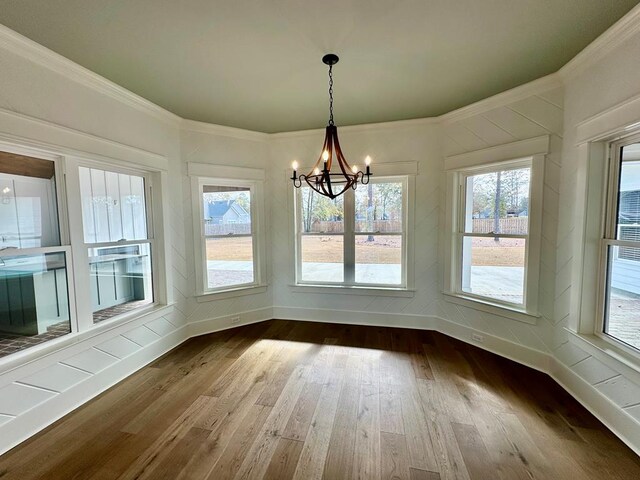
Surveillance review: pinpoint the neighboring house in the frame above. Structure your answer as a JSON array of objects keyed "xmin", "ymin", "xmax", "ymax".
[{"xmin": 204, "ymin": 200, "xmax": 250, "ymax": 224}]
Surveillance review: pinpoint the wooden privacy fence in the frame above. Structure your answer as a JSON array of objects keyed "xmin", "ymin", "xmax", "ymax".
[
  {"xmin": 309, "ymin": 220, "xmax": 403, "ymax": 233},
  {"xmin": 472, "ymin": 217, "xmax": 528, "ymax": 234},
  {"xmin": 204, "ymin": 223, "xmax": 251, "ymax": 236}
]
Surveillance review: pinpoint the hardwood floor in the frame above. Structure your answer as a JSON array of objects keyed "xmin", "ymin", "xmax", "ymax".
[{"xmin": 1, "ymin": 320, "xmax": 639, "ymax": 479}]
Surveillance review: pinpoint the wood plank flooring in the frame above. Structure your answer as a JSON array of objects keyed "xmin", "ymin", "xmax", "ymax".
[{"xmin": 1, "ymin": 320, "xmax": 639, "ymax": 479}]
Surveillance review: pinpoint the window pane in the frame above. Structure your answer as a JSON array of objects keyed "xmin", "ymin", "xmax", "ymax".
[
  {"xmin": 105, "ymin": 172, "xmax": 123, "ymax": 241},
  {"xmin": 89, "ymin": 243, "xmax": 153, "ymax": 323},
  {"xmin": 90, "ymin": 168, "xmax": 110, "ymax": 243},
  {"xmin": 355, "ymin": 234, "xmax": 402, "ymax": 285},
  {"xmin": 1, "ymin": 157, "xmax": 60, "ymax": 248},
  {"xmin": 461, "ymin": 236, "xmax": 525, "ymax": 304},
  {"xmin": 79, "ymin": 167, "xmax": 148, "ymax": 243},
  {"xmin": 0, "ymin": 251, "xmax": 71, "ymax": 358},
  {"xmin": 205, "ymin": 236, "xmax": 254, "ymax": 289},
  {"xmin": 465, "ymin": 168, "xmax": 530, "ymax": 235},
  {"xmin": 355, "ymin": 182, "xmax": 403, "ymax": 233},
  {"xmin": 616, "ymin": 144, "xmax": 640, "ymax": 240},
  {"xmin": 604, "ymin": 245, "xmax": 640, "ymax": 350},
  {"xmin": 301, "ymin": 235, "xmax": 343, "ymax": 282},
  {"xmin": 300, "ymin": 187, "xmax": 343, "ymax": 234},
  {"xmin": 203, "ymin": 185, "xmax": 252, "ymax": 236}
]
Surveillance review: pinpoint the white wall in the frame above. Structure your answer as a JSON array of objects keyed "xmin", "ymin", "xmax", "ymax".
[
  {"xmin": 3, "ymin": 6, "xmax": 640, "ymax": 457},
  {"xmin": 551, "ymin": 28, "xmax": 640, "ymax": 431},
  {"xmin": 0, "ymin": 27, "xmax": 188, "ymax": 453},
  {"xmin": 269, "ymin": 121, "xmax": 441, "ymax": 323},
  {"xmin": 441, "ymin": 85, "xmax": 563, "ymax": 354},
  {"xmin": 180, "ymin": 122, "xmax": 273, "ymax": 331}
]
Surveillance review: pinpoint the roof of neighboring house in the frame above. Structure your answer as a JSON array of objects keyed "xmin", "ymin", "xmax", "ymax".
[{"xmin": 206, "ymin": 200, "xmax": 248, "ymax": 218}]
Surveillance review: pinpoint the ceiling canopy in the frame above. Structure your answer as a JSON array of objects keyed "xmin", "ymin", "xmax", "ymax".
[{"xmin": 1, "ymin": 0, "xmax": 637, "ymax": 132}]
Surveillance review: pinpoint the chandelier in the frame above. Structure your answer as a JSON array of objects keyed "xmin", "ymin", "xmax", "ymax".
[{"xmin": 291, "ymin": 54, "xmax": 372, "ymax": 199}]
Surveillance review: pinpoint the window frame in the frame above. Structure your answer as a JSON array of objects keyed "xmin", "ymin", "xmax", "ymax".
[
  {"xmin": 65, "ymin": 157, "xmax": 163, "ymax": 330},
  {"xmin": 192, "ymin": 176, "xmax": 265, "ymax": 296},
  {"xmin": 595, "ymin": 132, "xmax": 640, "ymax": 353},
  {"xmin": 294, "ymin": 175, "xmax": 410, "ymax": 290},
  {"xmin": 444, "ymin": 155, "xmax": 544, "ymax": 321},
  {"xmin": 0, "ymin": 143, "xmax": 78, "ymax": 338}
]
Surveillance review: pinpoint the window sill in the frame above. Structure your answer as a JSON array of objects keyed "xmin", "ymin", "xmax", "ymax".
[
  {"xmin": 196, "ymin": 285, "xmax": 267, "ymax": 302},
  {"xmin": 566, "ymin": 329, "xmax": 640, "ymax": 385},
  {"xmin": 0, "ymin": 303, "xmax": 176, "ymax": 376},
  {"xmin": 442, "ymin": 292, "xmax": 539, "ymax": 325},
  {"xmin": 290, "ymin": 284, "xmax": 415, "ymax": 297}
]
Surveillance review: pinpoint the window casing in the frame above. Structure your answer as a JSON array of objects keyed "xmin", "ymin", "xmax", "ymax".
[
  {"xmin": 0, "ymin": 134, "xmax": 169, "ymax": 364},
  {"xmin": 597, "ymin": 134, "xmax": 640, "ymax": 352},
  {"xmin": 77, "ymin": 165, "xmax": 155, "ymax": 323},
  {"xmin": 446, "ymin": 156, "xmax": 543, "ymax": 318},
  {"xmin": 193, "ymin": 177, "xmax": 263, "ymax": 295},
  {"xmin": 294, "ymin": 176, "xmax": 409, "ymax": 289},
  {"xmin": 0, "ymin": 148, "xmax": 75, "ymax": 358},
  {"xmin": 66, "ymin": 158, "xmax": 164, "ymax": 330}
]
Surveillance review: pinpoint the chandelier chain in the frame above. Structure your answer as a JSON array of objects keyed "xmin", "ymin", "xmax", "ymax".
[{"xmin": 328, "ymin": 65, "xmax": 334, "ymax": 126}]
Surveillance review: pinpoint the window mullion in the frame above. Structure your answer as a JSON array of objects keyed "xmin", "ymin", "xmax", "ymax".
[{"xmin": 344, "ymin": 189, "xmax": 356, "ymax": 284}]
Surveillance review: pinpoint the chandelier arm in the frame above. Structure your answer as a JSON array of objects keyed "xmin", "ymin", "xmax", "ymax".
[
  {"xmin": 331, "ymin": 130, "xmax": 354, "ymax": 177},
  {"xmin": 304, "ymin": 177, "xmax": 332, "ymax": 198},
  {"xmin": 326, "ymin": 127, "xmax": 334, "ymax": 172}
]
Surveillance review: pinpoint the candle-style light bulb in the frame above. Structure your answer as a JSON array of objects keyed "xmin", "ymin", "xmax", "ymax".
[
  {"xmin": 313, "ymin": 167, "xmax": 321, "ymax": 175},
  {"xmin": 322, "ymin": 150, "xmax": 330, "ymax": 161},
  {"xmin": 364, "ymin": 155, "xmax": 372, "ymax": 176},
  {"xmin": 351, "ymin": 165, "xmax": 358, "ymax": 173},
  {"xmin": 292, "ymin": 160, "xmax": 299, "ymax": 171}
]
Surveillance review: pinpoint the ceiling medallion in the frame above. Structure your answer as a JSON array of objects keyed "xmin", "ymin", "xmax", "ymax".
[{"xmin": 291, "ymin": 54, "xmax": 372, "ymax": 199}]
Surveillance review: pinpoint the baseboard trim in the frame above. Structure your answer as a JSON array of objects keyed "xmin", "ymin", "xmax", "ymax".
[
  {"xmin": 187, "ymin": 307, "xmax": 274, "ymax": 338},
  {"xmin": 2, "ymin": 307, "xmax": 639, "ymax": 459},
  {"xmin": 272, "ymin": 306, "xmax": 438, "ymax": 330}
]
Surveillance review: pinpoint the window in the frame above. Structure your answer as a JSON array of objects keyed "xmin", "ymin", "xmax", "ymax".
[
  {"xmin": 295, "ymin": 177, "xmax": 407, "ymax": 288},
  {"xmin": 600, "ymin": 137, "xmax": 640, "ymax": 351},
  {"xmin": 0, "ymin": 150, "xmax": 73, "ymax": 358},
  {"xmin": 194, "ymin": 179, "xmax": 262, "ymax": 294},
  {"xmin": 78, "ymin": 166, "xmax": 154, "ymax": 323},
  {"xmin": 446, "ymin": 157, "xmax": 543, "ymax": 317}
]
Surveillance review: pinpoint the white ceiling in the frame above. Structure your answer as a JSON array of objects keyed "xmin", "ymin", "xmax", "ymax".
[{"xmin": 1, "ymin": 0, "xmax": 638, "ymax": 132}]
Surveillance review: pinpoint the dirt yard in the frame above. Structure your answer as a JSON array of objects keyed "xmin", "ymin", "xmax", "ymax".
[{"xmin": 207, "ymin": 235, "xmax": 525, "ymax": 266}]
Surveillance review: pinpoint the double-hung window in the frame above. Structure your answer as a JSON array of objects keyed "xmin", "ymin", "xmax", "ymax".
[
  {"xmin": 599, "ymin": 135, "xmax": 640, "ymax": 351},
  {"xmin": 193, "ymin": 178, "xmax": 263, "ymax": 294},
  {"xmin": 446, "ymin": 156, "xmax": 543, "ymax": 318},
  {"xmin": 76, "ymin": 164, "xmax": 156, "ymax": 324},
  {"xmin": 0, "ymin": 149, "xmax": 73, "ymax": 358},
  {"xmin": 295, "ymin": 176, "xmax": 408, "ymax": 288}
]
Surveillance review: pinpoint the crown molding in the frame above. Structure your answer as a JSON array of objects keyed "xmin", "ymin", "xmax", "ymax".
[
  {"xmin": 270, "ymin": 116, "xmax": 438, "ymax": 140},
  {"xmin": 180, "ymin": 119, "xmax": 268, "ymax": 142},
  {"xmin": 2, "ymin": 3, "xmax": 639, "ymax": 138},
  {"xmin": 439, "ymin": 73, "xmax": 562, "ymax": 125},
  {"xmin": 0, "ymin": 24, "xmax": 181, "ymax": 127},
  {"xmin": 559, "ymin": 4, "xmax": 640, "ymax": 81}
]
